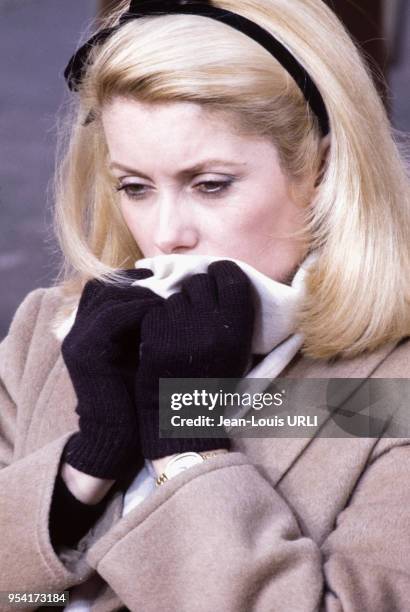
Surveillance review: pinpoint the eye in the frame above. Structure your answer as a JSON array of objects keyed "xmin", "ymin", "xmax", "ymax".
[
  {"xmin": 116, "ymin": 183, "xmax": 149, "ymax": 200},
  {"xmin": 194, "ymin": 180, "xmax": 233, "ymax": 196}
]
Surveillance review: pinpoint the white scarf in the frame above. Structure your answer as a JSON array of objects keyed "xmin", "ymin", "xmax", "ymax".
[{"xmin": 132, "ymin": 252, "xmax": 316, "ymax": 378}]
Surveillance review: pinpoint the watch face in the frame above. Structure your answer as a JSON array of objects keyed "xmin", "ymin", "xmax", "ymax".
[{"xmin": 165, "ymin": 452, "xmax": 204, "ymax": 478}]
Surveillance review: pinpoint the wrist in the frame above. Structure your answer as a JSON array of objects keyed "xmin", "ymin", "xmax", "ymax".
[{"xmin": 61, "ymin": 462, "xmax": 115, "ymax": 504}]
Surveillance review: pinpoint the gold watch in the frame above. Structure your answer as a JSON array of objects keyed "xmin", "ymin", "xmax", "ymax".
[{"xmin": 155, "ymin": 450, "xmax": 228, "ymax": 486}]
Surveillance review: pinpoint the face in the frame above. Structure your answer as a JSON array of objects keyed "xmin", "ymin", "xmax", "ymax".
[{"xmin": 103, "ymin": 98, "xmax": 311, "ymax": 283}]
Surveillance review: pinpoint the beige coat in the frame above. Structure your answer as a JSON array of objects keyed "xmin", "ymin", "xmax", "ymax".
[{"xmin": 1, "ymin": 286, "xmax": 410, "ymax": 612}]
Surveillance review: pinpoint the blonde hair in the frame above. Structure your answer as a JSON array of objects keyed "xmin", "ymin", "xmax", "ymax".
[{"xmin": 53, "ymin": 0, "xmax": 410, "ymax": 360}]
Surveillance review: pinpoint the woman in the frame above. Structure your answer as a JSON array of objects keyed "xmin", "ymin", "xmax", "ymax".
[{"xmin": 1, "ymin": 0, "xmax": 410, "ymax": 610}]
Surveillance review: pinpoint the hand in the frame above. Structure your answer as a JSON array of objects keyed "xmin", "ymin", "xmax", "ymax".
[
  {"xmin": 61, "ymin": 269, "xmax": 164, "ymax": 479},
  {"xmin": 134, "ymin": 260, "xmax": 255, "ymax": 459}
]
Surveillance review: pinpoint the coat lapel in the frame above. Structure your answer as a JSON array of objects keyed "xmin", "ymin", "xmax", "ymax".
[{"xmin": 249, "ymin": 340, "xmax": 401, "ymax": 486}]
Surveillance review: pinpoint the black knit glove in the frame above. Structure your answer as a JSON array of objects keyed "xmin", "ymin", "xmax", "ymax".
[
  {"xmin": 135, "ymin": 260, "xmax": 255, "ymax": 459},
  {"xmin": 61, "ymin": 269, "xmax": 164, "ymax": 479}
]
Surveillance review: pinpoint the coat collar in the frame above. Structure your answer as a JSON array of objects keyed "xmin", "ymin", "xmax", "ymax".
[{"xmin": 258, "ymin": 339, "xmax": 401, "ymax": 486}]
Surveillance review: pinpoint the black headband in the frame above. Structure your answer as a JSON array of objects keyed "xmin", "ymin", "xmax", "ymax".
[{"xmin": 64, "ymin": 0, "xmax": 330, "ymax": 135}]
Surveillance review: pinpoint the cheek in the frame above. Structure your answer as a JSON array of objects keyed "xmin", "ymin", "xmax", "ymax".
[
  {"xmin": 120, "ymin": 201, "xmax": 151, "ymax": 249},
  {"xmin": 234, "ymin": 189, "xmax": 301, "ymax": 240},
  {"xmin": 120, "ymin": 201, "xmax": 136, "ymax": 234},
  {"xmin": 210, "ymin": 190, "xmax": 300, "ymax": 264},
  {"xmin": 222, "ymin": 196, "xmax": 276, "ymax": 241}
]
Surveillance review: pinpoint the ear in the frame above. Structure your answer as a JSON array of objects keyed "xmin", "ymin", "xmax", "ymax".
[{"xmin": 314, "ymin": 134, "xmax": 331, "ymax": 187}]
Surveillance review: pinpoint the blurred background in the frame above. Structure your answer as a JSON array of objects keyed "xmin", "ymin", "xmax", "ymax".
[{"xmin": 0, "ymin": 0, "xmax": 409, "ymax": 339}]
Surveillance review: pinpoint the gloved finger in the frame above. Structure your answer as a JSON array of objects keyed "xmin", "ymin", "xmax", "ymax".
[
  {"xmin": 76, "ymin": 278, "xmax": 106, "ymax": 316},
  {"xmin": 207, "ymin": 260, "xmax": 253, "ymax": 308},
  {"xmin": 97, "ymin": 292, "xmax": 164, "ymax": 327},
  {"xmin": 143, "ymin": 290, "xmax": 189, "ymax": 330},
  {"xmin": 76, "ymin": 277, "xmax": 128, "ymax": 318},
  {"xmin": 139, "ymin": 300, "xmax": 168, "ymax": 339},
  {"xmin": 93, "ymin": 286, "xmax": 164, "ymax": 313},
  {"xmin": 121, "ymin": 268, "xmax": 154, "ymax": 282},
  {"xmin": 85, "ymin": 293, "xmax": 164, "ymax": 340},
  {"xmin": 180, "ymin": 272, "xmax": 218, "ymax": 311},
  {"xmin": 76, "ymin": 272, "xmax": 157, "ymax": 316}
]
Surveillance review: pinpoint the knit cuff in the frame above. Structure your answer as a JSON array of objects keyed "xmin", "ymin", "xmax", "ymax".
[{"xmin": 62, "ymin": 422, "xmax": 141, "ymax": 480}]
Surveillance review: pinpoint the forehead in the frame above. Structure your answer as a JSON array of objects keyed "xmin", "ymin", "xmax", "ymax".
[
  {"xmin": 102, "ymin": 97, "xmax": 246, "ymax": 137},
  {"xmin": 101, "ymin": 96, "xmax": 276, "ymax": 164}
]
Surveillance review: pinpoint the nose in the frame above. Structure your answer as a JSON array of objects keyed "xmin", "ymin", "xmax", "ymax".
[{"xmin": 153, "ymin": 198, "xmax": 199, "ymax": 254}]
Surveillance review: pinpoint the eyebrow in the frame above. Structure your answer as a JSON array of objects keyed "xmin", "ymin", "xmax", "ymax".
[{"xmin": 109, "ymin": 159, "xmax": 247, "ymax": 179}]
